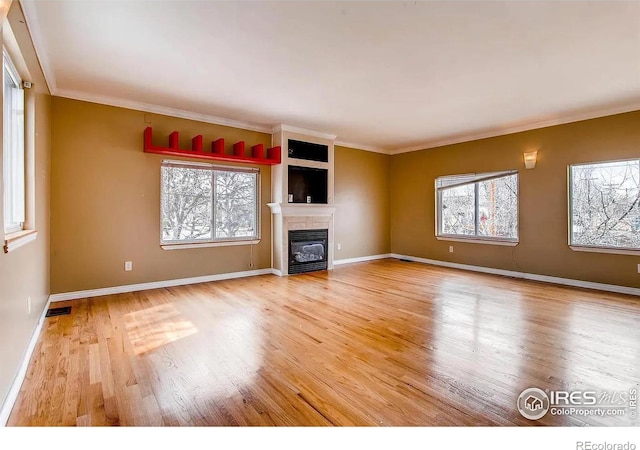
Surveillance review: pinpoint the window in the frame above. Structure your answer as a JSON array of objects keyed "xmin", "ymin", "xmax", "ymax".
[
  {"xmin": 436, "ymin": 170, "xmax": 519, "ymax": 242},
  {"xmin": 160, "ymin": 160, "xmax": 259, "ymax": 246},
  {"xmin": 569, "ymin": 159, "xmax": 640, "ymax": 252},
  {"xmin": 3, "ymin": 50, "xmax": 25, "ymax": 234}
]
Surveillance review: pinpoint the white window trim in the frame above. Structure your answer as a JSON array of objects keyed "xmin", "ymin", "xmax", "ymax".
[
  {"xmin": 567, "ymin": 158, "xmax": 640, "ymax": 255},
  {"xmin": 160, "ymin": 160, "xmax": 261, "ymax": 247},
  {"xmin": 3, "ymin": 48, "xmax": 26, "ymax": 235},
  {"xmin": 4, "ymin": 223, "xmax": 22, "ymax": 234},
  {"xmin": 569, "ymin": 245, "xmax": 640, "ymax": 257},
  {"xmin": 435, "ymin": 170, "xmax": 520, "ymax": 243},
  {"xmin": 2, "ymin": 24, "xmax": 37, "ymax": 254},
  {"xmin": 3, "ymin": 229, "xmax": 37, "ymax": 253},
  {"xmin": 436, "ymin": 236, "xmax": 518, "ymax": 246},
  {"xmin": 161, "ymin": 239, "xmax": 260, "ymax": 251}
]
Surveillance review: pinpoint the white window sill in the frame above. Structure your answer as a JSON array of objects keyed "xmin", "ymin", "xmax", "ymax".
[
  {"xmin": 569, "ymin": 245, "xmax": 640, "ymax": 257},
  {"xmin": 161, "ymin": 239, "xmax": 260, "ymax": 251},
  {"xmin": 3, "ymin": 229, "xmax": 38, "ymax": 253},
  {"xmin": 436, "ymin": 236, "xmax": 518, "ymax": 246}
]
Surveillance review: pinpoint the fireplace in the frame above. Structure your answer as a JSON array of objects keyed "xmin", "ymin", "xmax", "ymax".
[
  {"xmin": 269, "ymin": 126, "xmax": 335, "ymax": 276},
  {"xmin": 288, "ymin": 229, "xmax": 328, "ymax": 274}
]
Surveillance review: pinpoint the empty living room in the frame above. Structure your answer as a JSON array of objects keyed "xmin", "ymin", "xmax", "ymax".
[{"xmin": 0, "ymin": 0, "xmax": 639, "ymax": 448}]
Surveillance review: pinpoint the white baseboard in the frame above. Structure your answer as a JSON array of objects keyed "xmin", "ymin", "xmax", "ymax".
[
  {"xmin": 0, "ymin": 295, "xmax": 51, "ymax": 427},
  {"xmin": 390, "ymin": 253, "xmax": 640, "ymax": 297},
  {"xmin": 334, "ymin": 253, "xmax": 392, "ymax": 266},
  {"xmin": 271, "ymin": 268, "xmax": 283, "ymax": 277},
  {"xmin": 49, "ymin": 268, "xmax": 274, "ymax": 302}
]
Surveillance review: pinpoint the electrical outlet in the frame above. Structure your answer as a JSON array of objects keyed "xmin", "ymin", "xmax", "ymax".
[
  {"xmin": 125, "ymin": 261, "xmax": 133, "ymax": 271},
  {"xmin": 337, "ymin": 243, "xmax": 341, "ymax": 250},
  {"xmin": 449, "ymin": 246, "xmax": 454, "ymax": 253},
  {"xmin": 27, "ymin": 296, "xmax": 31, "ymax": 315}
]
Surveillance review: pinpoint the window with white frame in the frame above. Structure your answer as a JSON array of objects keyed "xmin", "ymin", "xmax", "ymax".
[
  {"xmin": 436, "ymin": 170, "xmax": 519, "ymax": 242},
  {"xmin": 160, "ymin": 160, "xmax": 259, "ymax": 245},
  {"xmin": 569, "ymin": 159, "xmax": 640, "ymax": 251},
  {"xmin": 3, "ymin": 50, "xmax": 25, "ymax": 234}
]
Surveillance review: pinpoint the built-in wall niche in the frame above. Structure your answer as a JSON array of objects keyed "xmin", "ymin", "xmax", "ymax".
[
  {"xmin": 288, "ymin": 165, "xmax": 328, "ymax": 204},
  {"xmin": 288, "ymin": 139, "xmax": 329, "ymax": 162}
]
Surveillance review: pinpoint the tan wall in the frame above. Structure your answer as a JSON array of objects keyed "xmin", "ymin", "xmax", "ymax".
[
  {"xmin": 390, "ymin": 110, "xmax": 640, "ymax": 288},
  {"xmin": 50, "ymin": 97, "xmax": 272, "ymax": 294},
  {"xmin": 0, "ymin": 5, "xmax": 51, "ymax": 412},
  {"xmin": 335, "ymin": 146, "xmax": 390, "ymax": 260}
]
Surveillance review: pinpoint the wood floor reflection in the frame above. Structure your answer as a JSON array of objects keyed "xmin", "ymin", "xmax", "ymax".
[{"xmin": 8, "ymin": 259, "xmax": 640, "ymax": 426}]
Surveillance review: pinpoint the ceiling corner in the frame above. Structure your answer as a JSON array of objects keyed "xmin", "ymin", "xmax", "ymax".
[{"xmin": 19, "ymin": 0, "xmax": 56, "ymax": 94}]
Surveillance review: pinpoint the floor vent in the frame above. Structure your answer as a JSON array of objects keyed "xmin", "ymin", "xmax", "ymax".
[
  {"xmin": 46, "ymin": 306, "xmax": 71, "ymax": 317},
  {"xmin": 399, "ymin": 259, "xmax": 413, "ymax": 263}
]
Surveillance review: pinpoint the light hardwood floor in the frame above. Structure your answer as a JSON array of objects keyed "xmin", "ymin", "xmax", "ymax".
[{"xmin": 8, "ymin": 259, "xmax": 640, "ymax": 426}]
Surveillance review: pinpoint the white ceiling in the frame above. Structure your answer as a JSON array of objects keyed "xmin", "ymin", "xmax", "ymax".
[{"xmin": 21, "ymin": 1, "xmax": 640, "ymax": 153}]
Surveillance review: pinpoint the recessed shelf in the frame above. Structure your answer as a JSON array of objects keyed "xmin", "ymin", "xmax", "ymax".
[
  {"xmin": 288, "ymin": 165, "xmax": 328, "ymax": 204},
  {"xmin": 288, "ymin": 139, "xmax": 329, "ymax": 162},
  {"xmin": 143, "ymin": 127, "xmax": 281, "ymax": 165}
]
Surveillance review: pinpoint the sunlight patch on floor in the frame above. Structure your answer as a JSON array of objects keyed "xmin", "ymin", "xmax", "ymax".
[{"xmin": 124, "ymin": 303, "xmax": 198, "ymax": 355}]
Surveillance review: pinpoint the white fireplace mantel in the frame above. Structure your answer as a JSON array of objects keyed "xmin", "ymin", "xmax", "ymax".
[{"xmin": 267, "ymin": 203, "xmax": 336, "ymax": 216}]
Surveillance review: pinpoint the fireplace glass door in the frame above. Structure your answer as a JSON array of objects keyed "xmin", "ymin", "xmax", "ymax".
[{"xmin": 288, "ymin": 229, "xmax": 328, "ymax": 274}]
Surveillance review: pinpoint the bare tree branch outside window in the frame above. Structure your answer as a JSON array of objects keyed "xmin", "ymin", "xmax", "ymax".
[
  {"xmin": 215, "ymin": 171, "xmax": 257, "ymax": 239},
  {"xmin": 571, "ymin": 160, "xmax": 640, "ymax": 249},
  {"xmin": 438, "ymin": 172, "xmax": 518, "ymax": 241},
  {"xmin": 441, "ymin": 184, "xmax": 475, "ymax": 236},
  {"xmin": 161, "ymin": 164, "xmax": 259, "ymax": 244},
  {"xmin": 161, "ymin": 166, "xmax": 212, "ymax": 241},
  {"xmin": 478, "ymin": 175, "xmax": 518, "ymax": 240}
]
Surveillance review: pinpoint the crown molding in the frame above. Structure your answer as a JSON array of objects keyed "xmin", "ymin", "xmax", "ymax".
[
  {"xmin": 19, "ymin": 0, "xmax": 54, "ymax": 93},
  {"xmin": 272, "ymin": 124, "xmax": 337, "ymax": 141},
  {"xmin": 37, "ymin": 91, "xmax": 640, "ymax": 160},
  {"xmin": 390, "ymin": 101, "xmax": 640, "ymax": 155},
  {"xmin": 50, "ymin": 87, "xmax": 640, "ymax": 157},
  {"xmin": 55, "ymin": 88, "xmax": 274, "ymax": 133},
  {"xmin": 335, "ymin": 140, "xmax": 391, "ymax": 154}
]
